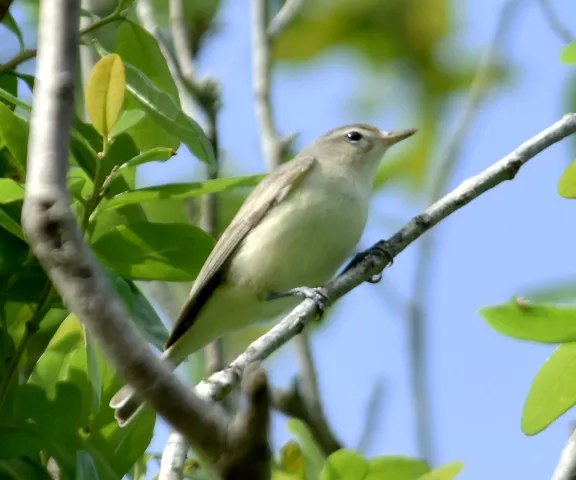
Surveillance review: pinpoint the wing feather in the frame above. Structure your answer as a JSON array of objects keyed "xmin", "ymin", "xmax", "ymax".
[{"xmin": 164, "ymin": 156, "xmax": 317, "ymax": 348}]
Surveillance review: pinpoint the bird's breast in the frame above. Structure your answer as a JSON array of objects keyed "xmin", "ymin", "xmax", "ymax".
[{"xmin": 227, "ymin": 170, "xmax": 370, "ymax": 295}]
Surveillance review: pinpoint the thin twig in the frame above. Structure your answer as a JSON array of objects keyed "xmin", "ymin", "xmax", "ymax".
[
  {"xmin": 250, "ymin": 0, "xmax": 336, "ymax": 456},
  {"xmin": 293, "ymin": 330, "xmax": 340, "ymax": 453},
  {"xmin": 406, "ymin": 0, "xmax": 523, "ymax": 462},
  {"xmin": 268, "ymin": 0, "xmax": 304, "ymax": 39},
  {"xmin": 158, "ymin": 434, "xmax": 189, "ymax": 480},
  {"xmin": 195, "ymin": 112, "xmax": 576, "ymax": 409},
  {"xmin": 135, "ymin": 0, "xmax": 190, "ymax": 110},
  {"xmin": 251, "ymin": 0, "xmax": 282, "ymax": 170},
  {"xmin": 537, "ymin": 0, "xmax": 573, "ymax": 44},
  {"xmin": 355, "ymin": 380, "xmax": 386, "ymax": 454},
  {"xmin": 551, "ymin": 426, "xmax": 576, "ymax": 480},
  {"xmin": 0, "ymin": 11, "xmax": 124, "ymax": 74}
]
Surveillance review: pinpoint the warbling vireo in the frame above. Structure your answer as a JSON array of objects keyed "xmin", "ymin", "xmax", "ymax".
[{"xmin": 110, "ymin": 123, "xmax": 416, "ymax": 425}]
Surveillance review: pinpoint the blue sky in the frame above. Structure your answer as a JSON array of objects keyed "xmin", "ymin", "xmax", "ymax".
[
  {"xmin": 6, "ymin": 0, "xmax": 576, "ymax": 478},
  {"xmin": 143, "ymin": 0, "xmax": 576, "ymax": 479}
]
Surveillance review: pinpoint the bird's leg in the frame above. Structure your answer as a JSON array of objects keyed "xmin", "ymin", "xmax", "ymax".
[
  {"xmin": 340, "ymin": 241, "xmax": 395, "ymax": 283},
  {"xmin": 268, "ymin": 287, "xmax": 330, "ymax": 318}
]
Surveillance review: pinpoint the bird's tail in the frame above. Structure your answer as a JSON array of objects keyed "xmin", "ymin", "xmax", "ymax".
[
  {"xmin": 109, "ymin": 385, "xmax": 145, "ymax": 426},
  {"xmin": 109, "ymin": 348, "xmax": 179, "ymax": 426}
]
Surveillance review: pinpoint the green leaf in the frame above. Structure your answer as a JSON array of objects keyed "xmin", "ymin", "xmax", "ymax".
[
  {"xmin": 74, "ymin": 117, "xmax": 104, "ymax": 152},
  {"xmin": 124, "ymin": 62, "xmax": 213, "ymax": 167},
  {"xmin": 117, "ymin": 0, "xmax": 137, "ymax": 13},
  {"xmin": 92, "ymin": 221, "xmax": 215, "ymax": 281},
  {"xmin": 561, "ymin": 42, "xmax": 576, "ymax": 65},
  {"xmin": 141, "ymin": 197, "xmax": 189, "ymax": 224},
  {"xmin": 0, "ymin": 178, "xmax": 24, "ymax": 204},
  {"xmin": 288, "ymin": 418, "xmax": 326, "ymax": 479},
  {"xmin": 95, "ymin": 38, "xmax": 214, "ymax": 167},
  {"xmin": 0, "ymin": 458, "xmax": 53, "ymax": 480},
  {"xmin": 109, "ymin": 109, "xmax": 145, "ymax": 138},
  {"xmin": 112, "ymin": 277, "xmax": 168, "ymax": 349},
  {"xmin": 418, "ymin": 462, "xmax": 463, "ymax": 480},
  {"xmin": 86, "ymin": 331, "xmax": 102, "ymax": 413},
  {"xmin": 76, "ymin": 451, "xmax": 99, "ymax": 480},
  {"xmin": 321, "ymin": 450, "xmax": 368, "ymax": 479},
  {"xmin": 22, "ymin": 308, "xmax": 69, "ymax": 382},
  {"xmin": 69, "ymin": 132, "xmax": 149, "ymax": 234},
  {"xmin": 86, "ymin": 346, "xmax": 155, "ymax": 477},
  {"xmin": 367, "ymin": 456, "xmax": 429, "ymax": 480},
  {"xmin": 321, "ymin": 450, "xmax": 430, "ymax": 480},
  {"xmin": 17, "ymin": 382, "xmax": 84, "ymax": 434},
  {"xmin": 98, "ymin": 174, "xmax": 264, "ymax": 213},
  {"xmin": 273, "ymin": 471, "xmax": 303, "ymax": 480},
  {"xmin": 100, "ymin": 133, "xmax": 141, "ymax": 180},
  {"xmin": 279, "ymin": 440, "xmax": 306, "ymax": 478},
  {"xmin": 2, "ymin": 12, "xmax": 25, "ymax": 52},
  {"xmin": 0, "ymin": 84, "xmax": 30, "ymax": 111},
  {"xmin": 0, "ymin": 73, "xmax": 18, "ymax": 111},
  {"xmin": 480, "ymin": 301, "xmax": 576, "ymax": 343},
  {"xmin": 28, "ymin": 314, "xmax": 94, "ymax": 421},
  {"xmin": 116, "ymin": 20, "xmax": 180, "ymax": 102},
  {"xmin": 0, "ymin": 228, "xmax": 28, "ymax": 274},
  {"xmin": 28, "ymin": 314, "xmax": 86, "ymax": 397},
  {"xmin": 522, "ymin": 342, "xmax": 576, "ymax": 435},
  {"xmin": 559, "ymin": 159, "xmax": 576, "ymax": 198},
  {"xmin": 0, "ymin": 207, "xmax": 24, "ymax": 240},
  {"xmin": 0, "ymin": 425, "xmax": 45, "ymax": 459},
  {"xmin": 15, "ymin": 382, "xmax": 87, "ymax": 476},
  {"xmin": 0, "ymin": 103, "xmax": 29, "ymax": 176},
  {"xmin": 124, "ymin": 107, "xmax": 180, "ymax": 151},
  {"xmin": 69, "ymin": 169, "xmax": 91, "ymax": 203},
  {"xmin": 85, "ymin": 54, "xmax": 126, "ymax": 138},
  {"xmin": 117, "ymin": 147, "xmax": 176, "ymax": 172}
]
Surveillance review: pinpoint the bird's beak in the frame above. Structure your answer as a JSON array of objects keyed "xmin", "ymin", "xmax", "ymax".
[{"xmin": 385, "ymin": 128, "xmax": 418, "ymax": 146}]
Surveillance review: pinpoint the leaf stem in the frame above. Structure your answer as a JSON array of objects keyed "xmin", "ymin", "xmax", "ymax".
[
  {"xmin": 82, "ymin": 136, "xmax": 109, "ymax": 229},
  {"xmin": 0, "ymin": 281, "xmax": 54, "ymax": 410}
]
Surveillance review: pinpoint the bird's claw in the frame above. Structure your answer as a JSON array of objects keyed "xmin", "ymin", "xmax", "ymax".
[
  {"xmin": 268, "ymin": 286, "xmax": 329, "ymax": 318},
  {"xmin": 340, "ymin": 242, "xmax": 395, "ymax": 283}
]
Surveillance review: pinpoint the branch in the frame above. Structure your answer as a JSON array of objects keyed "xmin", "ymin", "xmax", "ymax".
[
  {"xmin": 21, "ymin": 1, "xmax": 271, "ymax": 477},
  {"xmin": 0, "ymin": 10, "xmax": 124, "ymax": 74},
  {"xmin": 537, "ymin": 0, "xmax": 573, "ymax": 44},
  {"xmin": 196, "ymin": 112, "xmax": 576, "ymax": 407},
  {"xmin": 250, "ymin": 0, "xmax": 338, "ymax": 456},
  {"xmin": 251, "ymin": 0, "xmax": 284, "ymax": 170},
  {"xmin": 135, "ymin": 0, "xmax": 190, "ymax": 115},
  {"xmin": 268, "ymin": 0, "xmax": 304, "ymax": 39},
  {"xmin": 406, "ymin": 0, "xmax": 523, "ymax": 461},
  {"xmin": 552, "ymin": 426, "xmax": 576, "ymax": 480},
  {"xmin": 271, "ymin": 374, "xmax": 342, "ymax": 456}
]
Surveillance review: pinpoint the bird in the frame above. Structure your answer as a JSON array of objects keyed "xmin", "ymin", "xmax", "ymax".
[{"xmin": 109, "ymin": 123, "xmax": 416, "ymax": 425}]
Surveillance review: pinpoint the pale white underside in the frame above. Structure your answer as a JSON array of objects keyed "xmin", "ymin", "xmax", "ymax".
[{"xmin": 165, "ymin": 155, "xmax": 379, "ymax": 366}]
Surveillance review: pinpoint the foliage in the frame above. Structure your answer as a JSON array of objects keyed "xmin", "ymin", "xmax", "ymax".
[
  {"xmin": 270, "ymin": 420, "xmax": 463, "ymax": 480},
  {"xmin": 478, "ymin": 42, "xmax": 576, "ymax": 441},
  {"xmin": 0, "ymin": 0, "xmax": 476, "ymax": 477},
  {"xmin": 0, "ymin": 8, "xmax": 264, "ymax": 477}
]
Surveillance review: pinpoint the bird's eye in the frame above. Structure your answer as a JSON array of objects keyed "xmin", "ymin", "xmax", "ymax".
[{"xmin": 346, "ymin": 131, "xmax": 363, "ymax": 142}]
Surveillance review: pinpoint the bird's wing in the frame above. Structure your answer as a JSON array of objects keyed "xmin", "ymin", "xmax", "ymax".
[{"xmin": 164, "ymin": 156, "xmax": 317, "ymax": 348}]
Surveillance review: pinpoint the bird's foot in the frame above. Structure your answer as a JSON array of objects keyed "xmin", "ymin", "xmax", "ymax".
[
  {"xmin": 268, "ymin": 286, "xmax": 330, "ymax": 318},
  {"xmin": 340, "ymin": 241, "xmax": 395, "ymax": 283}
]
